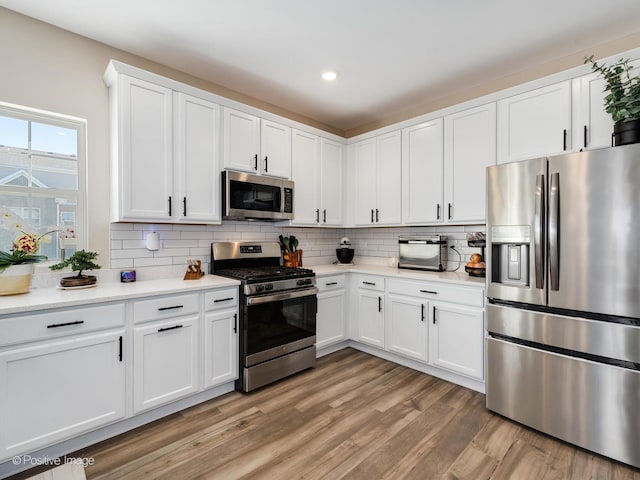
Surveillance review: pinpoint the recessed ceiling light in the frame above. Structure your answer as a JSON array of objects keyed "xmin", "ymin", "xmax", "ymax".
[{"xmin": 322, "ymin": 70, "xmax": 338, "ymax": 81}]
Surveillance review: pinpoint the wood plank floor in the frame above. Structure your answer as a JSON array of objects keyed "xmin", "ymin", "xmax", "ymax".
[{"xmin": 13, "ymin": 348, "xmax": 640, "ymax": 479}]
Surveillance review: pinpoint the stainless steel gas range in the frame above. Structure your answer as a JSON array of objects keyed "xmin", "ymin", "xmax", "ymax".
[{"xmin": 211, "ymin": 241, "xmax": 317, "ymax": 392}]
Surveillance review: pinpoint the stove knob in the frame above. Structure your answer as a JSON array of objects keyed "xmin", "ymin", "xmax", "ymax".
[
  {"xmin": 297, "ymin": 279, "xmax": 311, "ymax": 286},
  {"xmin": 265, "ymin": 284, "xmax": 274, "ymax": 291},
  {"xmin": 255, "ymin": 285, "xmax": 265, "ymax": 293}
]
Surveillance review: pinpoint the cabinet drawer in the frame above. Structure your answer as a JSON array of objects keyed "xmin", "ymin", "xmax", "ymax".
[
  {"xmin": 356, "ymin": 275, "xmax": 385, "ymax": 292},
  {"xmin": 0, "ymin": 303, "xmax": 125, "ymax": 347},
  {"xmin": 204, "ymin": 288, "xmax": 238, "ymax": 312},
  {"xmin": 387, "ymin": 278, "xmax": 484, "ymax": 307},
  {"xmin": 133, "ymin": 293, "xmax": 200, "ymax": 324},
  {"xmin": 317, "ymin": 275, "xmax": 346, "ymax": 292}
]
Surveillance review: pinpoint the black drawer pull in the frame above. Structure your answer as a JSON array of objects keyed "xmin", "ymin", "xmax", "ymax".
[
  {"xmin": 421, "ymin": 304, "xmax": 425, "ymax": 322},
  {"xmin": 118, "ymin": 336, "xmax": 123, "ymax": 362},
  {"xmin": 325, "ymin": 282, "xmax": 338, "ymax": 286},
  {"xmin": 47, "ymin": 320, "xmax": 84, "ymax": 329},
  {"xmin": 158, "ymin": 305, "xmax": 184, "ymax": 311},
  {"xmin": 362, "ymin": 281, "xmax": 376, "ymax": 286},
  {"xmin": 158, "ymin": 324, "xmax": 183, "ymax": 333},
  {"xmin": 419, "ymin": 290, "xmax": 438, "ymax": 295},
  {"xmin": 233, "ymin": 313, "xmax": 237, "ymax": 334},
  {"xmin": 433, "ymin": 306, "xmax": 437, "ymax": 324},
  {"xmin": 213, "ymin": 297, "xmax": 234, "ymax": 303},
  {"xmin": 378, "ymin": 296, "xmax": 382, "ymax": 313}
]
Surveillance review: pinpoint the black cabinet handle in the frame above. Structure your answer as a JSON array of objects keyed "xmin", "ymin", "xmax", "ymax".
[
  {"xmin": 325, "ymin": 282, "xmax": 338, "ymax": 286},
  {"xmin": 420, "ymin": 289, "xmax": 438, "ymax": 295},
  {"xmin": 118, "ymin": 335, "xmax": 123, "ymax": 362},
  {"xmin": 448, "ymin": 203, "xmax": 452, "ymax": 220},
  {"xmin": 323, "ymin": 209, "xmax": 327, "ymax": 223},
  {"xmin": 213, "ymin": 297, "xmax": 234, "ymax": 303},
  {"xmin": 47, "ymin": 320, "xmax": 84, "ymax": 329},
  {"xmin": 315, "ymin": 209, "xmax": 320, "ymax": 223},
  {"xmin": 432, "ymin": 306, "xmax": 437, "ymax": 324},
  {"xmin": 421, "ymin": 304, "xmax": 425, "ymax": 322},
  {"xmin": 254, "ymin": 154, "xmax": 258, "ymax": 170},
  {"xmin": 376, "ymin": 209, "xmax": 379, "ymax": 222},
  {"xmin": 378, "ymin": 296, "xmax": 382, "ymax": 313},
  {"xmin": 563, "ymin": 129, "xmax": 567, "ymax": 151},
  {"xmin": 158, "ymin": 305, "xmax": 184, "ymax": 311},
  {"xmin": 612, "ymin": 132, "xmax": 615, "ymax": 147},
  {"xmin": 437, "ymin": 203, "xmax": 441, "ymax": 220},
  {"xmin": 183, "ymin": 197, "xmax": 187, "ymax": 217},
  {"xmin": 168, "ymin": 196, "xmax": 172, "ymax": 216},
  {"xmin": 371, "ymin": 209, "xmax": 374, "ymax": 223},
  {"xmin": 583, "ymin": 125, "xmax": 588, "ymax": 149},
  {"xmin": 158, "ymin": 324, "xmax": 183, "ymax": 333},
  {"xmin": 233, "ymin": 313, "xmax": 237, "ymax": 334},
  {"xmin": 362, "ymin": 281, "xmax": 376, "ymax": 286},
  {"xmin": 264, "ymin": 156, "xmax": 268, "ymax": 172}
]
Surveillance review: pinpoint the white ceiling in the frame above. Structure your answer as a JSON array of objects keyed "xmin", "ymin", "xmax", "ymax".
[{"xmin": 3, "ymin": 1, "xmax": 640, "ymax": 133}]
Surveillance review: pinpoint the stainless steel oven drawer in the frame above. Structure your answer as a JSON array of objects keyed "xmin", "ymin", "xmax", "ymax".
[{"xmin": 487, "ymin": 337, "xmax": 640, "ymax": 468}]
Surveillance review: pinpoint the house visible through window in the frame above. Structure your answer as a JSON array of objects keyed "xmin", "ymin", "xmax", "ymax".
[{"xmin": 0, "ymin": 102, "xmax": 86, "ymax": 261}]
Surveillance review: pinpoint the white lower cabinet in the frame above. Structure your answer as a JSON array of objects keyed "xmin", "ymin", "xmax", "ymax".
[
  {"xmin": 316, "ymin": 275, "xmax": 346, "ymax": 349},
  {"xmin": 0, "ymin": 330, "xmax": 125, "ymax": 460},
  {"xmin": 386, "ymin": 294, "xmax": 428, "ymax": 362},
  {"xmin": 430, "ymin": 302, "xmax": 484, "ymax": 380},
  {"xmin": 204, "ymin": 310, "xmax": 238, "ymax": 388},
  {"xmin": 355, "ymin": 290, "xmax": 385, "ymax": 348},
  {"xmin": 133, "ymin": 316, "xmax": 200, "ymax": 413}
]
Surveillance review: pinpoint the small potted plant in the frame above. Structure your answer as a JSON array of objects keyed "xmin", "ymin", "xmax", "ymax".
[
  {"xmin": 585, "ymin": 55, "xmax": 640, "ymax": 146},
  {"xmin": 49, "ymin": 249, "xmax": 101, "ymax": 288}
]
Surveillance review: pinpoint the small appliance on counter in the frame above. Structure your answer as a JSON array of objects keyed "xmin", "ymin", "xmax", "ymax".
[
  {"xmin": 398, "ymin": 235, "xmax": 447, "ymax": 271},
  {"xmin": 336, "ymin": 237, "xmax": 355, "ymax": 264}
]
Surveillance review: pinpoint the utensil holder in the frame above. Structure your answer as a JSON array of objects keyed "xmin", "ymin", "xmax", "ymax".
[{"xmin": 283, "ymin": 250, "xmax": 303, "ymax": 267}]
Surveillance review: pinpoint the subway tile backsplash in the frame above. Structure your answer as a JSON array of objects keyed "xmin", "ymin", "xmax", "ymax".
[{"xmin": 109, "ymin": 222, "xmax": 486, "ymax": 272}]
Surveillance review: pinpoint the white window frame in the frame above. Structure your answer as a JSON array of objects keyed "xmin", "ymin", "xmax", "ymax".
[{"xmin": 0, "ymin": 101, "xmax": 87, "ymax": 255}]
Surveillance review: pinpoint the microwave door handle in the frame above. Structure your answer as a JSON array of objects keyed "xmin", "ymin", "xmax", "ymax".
[
  {"xmin": 276, "ymin": 187, "xmax": 282, "ymax": 213},
  {"xmin": 549, "ymin": 172, "xmax": 560, "ymax": 291},
  {"xmin": 534, "ymin": 174, "xmax": 545, "ymax": 289}
]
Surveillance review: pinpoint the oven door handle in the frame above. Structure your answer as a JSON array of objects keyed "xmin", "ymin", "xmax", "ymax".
[{"xmin": 246, "ymin": 287, "xmax": 319, "ymax": 306}]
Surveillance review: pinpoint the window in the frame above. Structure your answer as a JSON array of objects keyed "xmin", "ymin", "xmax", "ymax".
[{"xmin": 0, "ymin": 102, "xmax": 86, "ymax": 261}]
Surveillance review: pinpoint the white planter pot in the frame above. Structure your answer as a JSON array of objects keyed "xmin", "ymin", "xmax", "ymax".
[{"xmin": 0, "ymin": 264, "xmax": 35, "ymax": 295}]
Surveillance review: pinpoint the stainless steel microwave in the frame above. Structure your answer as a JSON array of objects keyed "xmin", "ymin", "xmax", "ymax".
[{"xmin": 222, "ymin": 170, "xmax": 294, "ymax": 221}]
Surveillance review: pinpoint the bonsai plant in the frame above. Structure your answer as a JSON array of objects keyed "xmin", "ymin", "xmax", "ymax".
[
  {"xmin": 49, "ymin": 249, "xmax": 101, "ymax": 287},
  {"xmin": 585, "ymin": 55, "xmax": 640, "ymax": 146}
]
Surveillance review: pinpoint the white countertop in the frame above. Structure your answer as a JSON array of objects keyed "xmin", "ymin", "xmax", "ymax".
[
  {"xmin": 0, "ymin": 275, "xmax": 240, "ymax": 316},
  {"xmin": 311, "ymin": 264, "xmax": 485, "ymax": 287}
]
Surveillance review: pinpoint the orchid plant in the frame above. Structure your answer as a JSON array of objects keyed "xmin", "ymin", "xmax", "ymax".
[{"xmin": 0, "ymin": 208, "xmax": 54, "ymax": 272}]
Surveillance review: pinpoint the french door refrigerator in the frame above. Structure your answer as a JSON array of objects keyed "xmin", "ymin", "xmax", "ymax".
[{"xmin": 486, "ymin": 144, "xmax": 640, "ymax": 468}]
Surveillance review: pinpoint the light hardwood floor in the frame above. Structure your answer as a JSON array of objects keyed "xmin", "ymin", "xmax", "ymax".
[{"xmin": 13, "ymin": 348, "xmax": 640, "ymax": 479}]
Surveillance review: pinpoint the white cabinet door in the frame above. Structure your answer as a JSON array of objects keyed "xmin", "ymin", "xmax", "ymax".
[
  {"xmin": 353, "ymin": 138, "xmax": 378, "ymax": 225},
  {"xmin": 355, "ymin": 290, "xmax": 385, "ymax": 348},
  {"xmin": 174, "ymin": 93, "xmax": 221, "ymax": 223},
  {"xmin": 497, "ymin": 81, "xmax": 571, "ymax": 164},
  {"xmin": 320, "ymin": 138, "xmax": 344, "ymax": 226},
  {"xmin": 291, "ymin": 129, "xmax": 320, "ymax": 225},
  {"xmin": 317, "ymin": 289, "xmax": 346, "ymax": 349},
  {"xmin": 203, "ymin": 310, "xmax": 238, "ymax": 388},
  {"xmin": 402, "ymin": 119, "xmax": 444, "ymax": 224},
  {"xmin": 386, "ymin": 294, "xmax": 428, "ymax": 362},
  {"xmin": 118, "ymin": 75, "xmax": 173, "ymax": 221},
  {"xmin": 0, "ymin": 331, "xmax": 125, "ymax": 460},
  {"xmin": 223, "ymin": 107, "xmax": 260, "ymax": 173},
  {"xmin": 572, "ymin": 73, "xmax": 614, "ymax": 151},
  {"xmin": 260, "ymin": 119, "xmax": 292, "ymax": 178},
  {"xmin": 444, "ymin": 103, "xmax": 496, "ymax": 223},
  {"xmin": 430, "ymin": 302, "xmax": 484, "ymax": 380},
  {"xmin": 133, "ymin": 316, "xmax": 200, "ymax": 413},
  {"xmin": 376, "ymin": 130, "xmax": 402, "ymax": 225}
]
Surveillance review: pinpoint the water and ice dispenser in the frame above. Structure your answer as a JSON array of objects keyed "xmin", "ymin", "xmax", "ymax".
[{"xmin": 490, "ymin": 226, "xmax": 530, "ymax": 287}]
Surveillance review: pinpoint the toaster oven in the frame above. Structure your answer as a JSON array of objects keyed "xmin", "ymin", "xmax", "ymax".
[{"xmin": 398, "ymin": 235, "xmax": 447, "ymax": 271}]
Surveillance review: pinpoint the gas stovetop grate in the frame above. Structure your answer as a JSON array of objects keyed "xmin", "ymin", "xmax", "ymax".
[{"xmin": 214, "ymin": 266, "xmax": 314, "ymax": 282}]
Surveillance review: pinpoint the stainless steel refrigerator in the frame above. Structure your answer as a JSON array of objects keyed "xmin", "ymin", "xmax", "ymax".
[{"xmin": 486, "ymin": 144, "xmax": 640, "ymax": 468}]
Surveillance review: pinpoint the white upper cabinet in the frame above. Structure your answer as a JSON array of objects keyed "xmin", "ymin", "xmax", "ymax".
[
  {"xmin": 174, "ymin": 93, "xmax": 221, "ymax": 223},
  {"xmin": 444, "ymin": 103, "xmax": 496, "ymax": 223},
  {"xmin": 402, "ymin": 119, "xmax": 444, "ymax": 224},
  {"xmin": 572, "ymin": 73, "xmax": 613, "ymax": 151},
  {"xmin": 291, "ymin": 132, "xmax": 343, "ymax": 226},
  {"xmin": 320, "ymin": 137, "xmax": 344, "ymax": 226},
  {"xmin": 497, "ymin": 81, "xmax": 571, "ymax": 164},
  {"xmin": 114, "ymin": 75, "xmax": 174, "ymax": 221},
  {"xmin": 353, "ymin": 131, "xmax": 401, "ymax": 226},
  {"xmin": 223, "ymin": 107, "xmax": 291, "ymax": 178}
]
